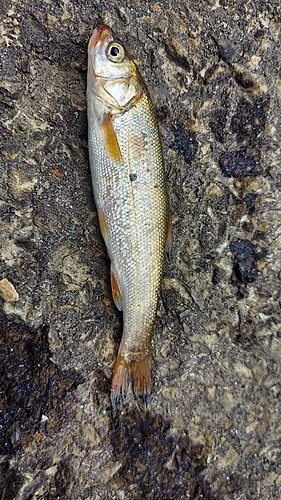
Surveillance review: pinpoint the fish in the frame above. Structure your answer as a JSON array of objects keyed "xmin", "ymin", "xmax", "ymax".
[{"xmin": 87, "ymin": 25, "xmax": 171, "ymax": 406}]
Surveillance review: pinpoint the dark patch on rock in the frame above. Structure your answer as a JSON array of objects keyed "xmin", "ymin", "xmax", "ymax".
[
  {"xmin": 0, "ymin": 135, "xmax": 21, "ymax": 161},
  {"xmin": 0, "ymin": 77, "xmax": 24, "ymax": 110},
  {"xmin": 213, "ymin": 37, "xmax": 236, "ymax": 63},
  {"xmin": 231, "ymin": 192, "xmax": 258, "ymax": 214},
  {"xmin": 230, "ymin": 239, "xmax": 265, "ymax": 285},
  {"xmin": 0, "ymin": 316, "xmax": 84, "ymax": 456},
  {"xmin": 253, "ymin": 230, "xmax": 265, "ymax": 240},
  {"xmin": 52, "ymin": 457, "xmax": 78, "ymax": 498},
  {"xmin": 60, "ymin": 108, "xmax": 88, "ymax": 140},
  {"xmin": 171, "ymin": 124, "xmax": 198, "ymax": 164},
  {"xmin": 212, "ymin": 266, "xmax": 225, "ymax": 285},
  {"xmin": 208, "ymin": 118, "xmax": 226, "ymax": 145},
  {"xmin": 209, "ymin": 100, "xmax": 228, "ymax": 144},
  {"xmin": 204, "ymin": 64, "xmax": 228, "ymax": 85},
  {"xmin": 156, "ymin": 105, "xmax": 172, "ymax": 123},
  {"xmin": 0, "ymin": 457, "xmax": 24, "ymax": 500},
  {"xmin": 254, "ymin": 29, "xmax": 264, "ymax": 39},
  {"xmin": 164, "ymin": 40, "xmax": 191, "ymax": 72},
  {"xmin": 91, "ymin": 369, "xmax": 111, "ymax": 407},
  {"xmin": 110, "ymin": 411, "xmax": 213, "ymax": 499},
  {"xmin": 129, "ymin": 173, "xmax": 137, "ymax": 181},
  {"xmin": 219, "ymin": 151, "xmax": 260, "ymax": 178},
  {"xmin": 0, "ymin": 205, "xmax": 16, "ymax": 223},
  {"xmin": 242, "ymin": 193, "xmax": 258, "ymax": 210},
  {"xmin": 234, "ymin": 71, "xmax": 255, "ymax": 89},
  {"xmin": 21, "ymin": 14, "xmax": 48, "ymax": 50},
  {"xmin": 231, "ymin": 96, "xmax": 268, "ymax": 145},
  {"xmin": 0, "ymin": 45, "xmax": 17, "ymax": 78},
  {"xmin": 0, "ymin": 0, "xmax": 12, "ymax": 16}
]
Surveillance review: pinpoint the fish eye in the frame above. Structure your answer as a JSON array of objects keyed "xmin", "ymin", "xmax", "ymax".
[
  {"xmin": 107, "ymin": 43, "xmax": 125, "ymax": 63},
  {"xmin": 110, "ymin": 46, "xmax": 119, "ymax": 57}
]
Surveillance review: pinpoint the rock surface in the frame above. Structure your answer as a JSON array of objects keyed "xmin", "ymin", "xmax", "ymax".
[{"xmin": 1, "ymin": 0, "xmax": 281, "ymax": 499}]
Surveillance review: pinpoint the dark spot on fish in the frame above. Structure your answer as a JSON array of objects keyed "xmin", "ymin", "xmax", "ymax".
[{"xmin": 129, "ymin": 173, "xmax": 137, "ymax": 181}]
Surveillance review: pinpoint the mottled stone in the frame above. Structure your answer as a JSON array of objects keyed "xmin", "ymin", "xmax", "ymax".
[
  {"xmin": 220, "ymin": 391, "xmax": 237, "ymax": 411},
  {"xmin": 217, "ymin": 447, "xmax": 240, "ymax": 468},
  {"xmin": 0, "ymin": 278, "xmax": 19, "ymax": 301}
]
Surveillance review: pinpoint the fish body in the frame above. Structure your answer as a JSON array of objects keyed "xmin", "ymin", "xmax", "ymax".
[{"xmin": 87, "ymin": 25, "xmax": 171, "ymax": 405}]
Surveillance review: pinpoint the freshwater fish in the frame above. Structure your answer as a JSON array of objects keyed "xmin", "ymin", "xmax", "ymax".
[{"xmin": 87, "ymin": 25, "xmax": 171, "ymax": 406}]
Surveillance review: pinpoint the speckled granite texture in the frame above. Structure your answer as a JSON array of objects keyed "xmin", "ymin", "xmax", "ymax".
[{"xmin": 1, "ymin": 0, "xmax": 281, "ymax": 498}]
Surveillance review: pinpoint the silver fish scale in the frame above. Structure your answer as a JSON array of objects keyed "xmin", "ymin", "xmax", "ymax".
[{"xmin": 88, "ymin": 91, "xmax": 169, "ymax": 361}]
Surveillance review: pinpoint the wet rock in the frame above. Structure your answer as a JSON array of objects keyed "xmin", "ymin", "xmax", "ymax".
[{"xmin": 0, "ymin": 317, "xmax": 83, "ymax": 456}]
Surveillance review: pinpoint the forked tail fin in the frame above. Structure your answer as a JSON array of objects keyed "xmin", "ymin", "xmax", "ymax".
[{"xmin": 111, "ymin": 352, "xmax": 151, "ymax": 407}]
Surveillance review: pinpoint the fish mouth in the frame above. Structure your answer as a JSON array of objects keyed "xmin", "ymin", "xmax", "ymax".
[{"xmin": 88, "ymin": 24, "xmax": 112, "ymax": 51}]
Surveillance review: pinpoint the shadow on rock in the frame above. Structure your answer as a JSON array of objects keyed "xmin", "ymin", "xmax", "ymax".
[
  {"xmin": 110, "ymin": 410, "xmax": 213, "ymax": 499},
  {"xmin": 0, "ymin": 315, "xmax": 84, "ymax": 457}
]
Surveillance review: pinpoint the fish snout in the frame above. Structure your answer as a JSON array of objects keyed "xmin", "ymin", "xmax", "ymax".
[{"xmin": 88, "ymin": 25, "xmax": 112, "ymax": 51}]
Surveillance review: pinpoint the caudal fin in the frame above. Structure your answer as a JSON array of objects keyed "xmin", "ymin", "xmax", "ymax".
[{"xmin": 111, "ymin": 352, "xmax": 151, "ymax": 407}]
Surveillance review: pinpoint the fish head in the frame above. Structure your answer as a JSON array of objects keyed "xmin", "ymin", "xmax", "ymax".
[{"xmin": 87, "ymin": 25, "xmax": 143, "ymax": 111}]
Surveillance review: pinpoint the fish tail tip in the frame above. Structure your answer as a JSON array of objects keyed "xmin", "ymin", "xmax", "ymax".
[
  {"xmin": 110, "ymin": 389, "xmax": 120, "ymax": 409},
  {"xmin": 111, "ymin": 355, "xmax": 130, "ymax": 408},
  {"xmin": 111, "ymin": 354, "xmax": 151, "ymax": 407},
  {"xmin": 131, "ymin": 355, "xmax": 151, "ymax": 406}
]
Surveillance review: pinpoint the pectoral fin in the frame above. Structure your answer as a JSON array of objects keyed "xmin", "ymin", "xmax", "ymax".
[
  {"xmin": 100, "ymin": 112, "xmax": 122, "ymax": 162},
  {"xmin": 110, "ymin": 268, "xmax": 122, "ymax": 311}
]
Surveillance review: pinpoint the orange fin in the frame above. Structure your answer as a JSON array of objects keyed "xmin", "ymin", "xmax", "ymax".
[
  {"xmin": 111, "ymin": 352, "xmax": 130, "ymax": 406},
  {"xmin": 111, "ymin": 352, "xmax": 151, "ymax": 407},
  {"xmin": 131, "ymin": 356, "xmax": 151, "ymax": 404},
  {"xmin": 97, "ymin": 207, "xmax": 108, "ymax": 243},
  {"xmin": 110, "ymin": 269, "xmax": 122, "ymax": 311},
  {"xmin": 100, "ymin": 112, "xmax": 122, "ymax": 162},
  {"xmin": 165, "ymin": 213, "xmax": 172, "ymax": 261}
]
